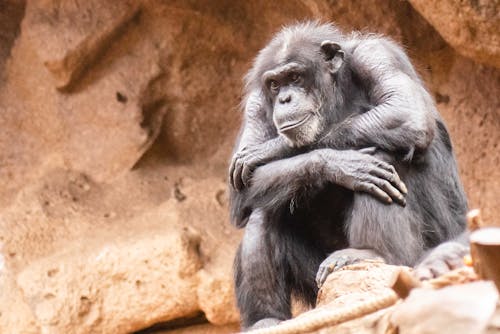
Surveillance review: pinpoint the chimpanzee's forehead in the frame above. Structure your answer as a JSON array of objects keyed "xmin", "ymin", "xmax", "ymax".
[
  {"xmin": 257, "ymin": 40, "xmax": 322, "ymax": 76},
  {"xmin": 274, "ymin": 38, "xmax": 322, "ymax": 65},
  {"xmin": 248, "ymin": 23, "xmax": 342, "ymax": 88}
]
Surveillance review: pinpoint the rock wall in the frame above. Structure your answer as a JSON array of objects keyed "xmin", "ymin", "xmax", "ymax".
[{"xmin": 0, "ymin": 0, "xmax": 498, "ymax": 333}]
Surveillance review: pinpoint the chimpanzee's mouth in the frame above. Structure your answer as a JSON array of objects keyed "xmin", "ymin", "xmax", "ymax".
[{"xmin": 279, "ymin": 114, "xmax": 312, "ymax": 132}]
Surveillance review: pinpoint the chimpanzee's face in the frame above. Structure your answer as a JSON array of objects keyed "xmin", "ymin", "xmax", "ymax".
[{"xmin": 263, "ymin": 60, "xmax": 323, "ymax": 147}]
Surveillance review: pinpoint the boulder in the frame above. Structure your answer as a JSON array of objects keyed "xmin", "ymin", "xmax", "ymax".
[
  {"xmin": 390, "ymin": 281, "xmax": 499, "ymax": 334},
  {"xmin": 16, "ymin": 225, "xmax": 202, "ymax": 334}
]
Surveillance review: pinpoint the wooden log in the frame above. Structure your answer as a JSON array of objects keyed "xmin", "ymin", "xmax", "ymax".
[{"xmin": 470, "ymin": 227, "xmax": 500, "ymax": 291}]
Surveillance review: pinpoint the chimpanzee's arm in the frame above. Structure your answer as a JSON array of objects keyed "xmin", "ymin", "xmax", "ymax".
[
  {"xmin": 229, "ymin": 91, "xmax": 294, "ymax": 226},
  {"xmin": 240, "ymin": 148, "xmax": 406, "ymax": 217},
  {"xmin": 321, "ymin": 37, "xmax": 437, "ymax": 161},
  {"xmin": 229, "ymin": 91, "xmax": 294, "ymax": 190}
]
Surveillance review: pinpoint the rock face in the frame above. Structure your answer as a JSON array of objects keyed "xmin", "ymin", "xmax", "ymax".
[
  {"xmin": 24, "ymin": 0, "xmax": 141, "ymax": 90},
  {"xmin": 0, "ymin": 0, "xmax": 499, "ymax": 333},
  {"xmin": 409, "ymin": 0, "xmax": 500, "ymax": 68}
]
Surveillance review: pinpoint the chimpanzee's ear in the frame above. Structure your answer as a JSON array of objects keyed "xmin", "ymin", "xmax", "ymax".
[{"xmin": 320, "ymin": 40, "xmax": 345, "ymax": 74}]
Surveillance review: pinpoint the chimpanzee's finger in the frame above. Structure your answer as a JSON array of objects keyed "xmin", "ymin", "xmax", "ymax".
[
  {"xmin": 232, "ymin": 159, "xmax": 245, "ymax": 190},
  {"xmin": 356, "ymin": 182, "xmax": 393, "ymax": 204},
  {"xmin": 367, "ymin": 176, "xmax": 406, "ymax": 206},
  {"xmin": 370, "ymin": 167, "xmax": 407, "ymax": 195}
]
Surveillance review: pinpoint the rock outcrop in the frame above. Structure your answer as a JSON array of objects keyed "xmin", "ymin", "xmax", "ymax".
[
  {"xmin": 0, "ymin": 0, "xmax": 498, "ymax": 333},
  {"xmin": 409, "ymin": 0, "xmax": 500, "ymax": 68}
]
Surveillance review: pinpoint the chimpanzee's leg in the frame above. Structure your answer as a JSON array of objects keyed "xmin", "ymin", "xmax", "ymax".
[
  {"xmin": 234, "ymin": 208, "xmax": 324, "ymax": 330},
  {"xmin": 315, "ymin": 189, "xmax": 423, "ymax": 287},
  {"xmin": 234, "ymin": 209, "xmax": 291, "ymax": 330}
]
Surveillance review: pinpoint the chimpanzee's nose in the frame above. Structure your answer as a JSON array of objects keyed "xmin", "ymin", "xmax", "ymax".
[{"xmin": 279, "ymin": 94, "xmax": 292, "ymax": 104}]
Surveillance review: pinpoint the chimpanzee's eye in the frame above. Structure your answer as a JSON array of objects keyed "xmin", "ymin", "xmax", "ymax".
[
  {"xmin": 290, "ymin": 73, "xmax": 300, "ymax": 83},
  {"xmin": 269, "ymin": 80, "xmax": 280, "ymax": 92}
]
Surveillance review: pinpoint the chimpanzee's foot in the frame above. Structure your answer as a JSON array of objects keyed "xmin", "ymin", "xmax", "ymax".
[
  {"xmin": 316, "ymin": 248, "xmax": 383, "ymax": 288},
  {"xmin": 414, "ymin": 241, "xmax": 468, "ymax": 280}
]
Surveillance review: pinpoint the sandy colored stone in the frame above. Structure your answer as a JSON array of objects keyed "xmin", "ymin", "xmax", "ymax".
[
  {"xmin": 197, "ymin": 269, "xmax": 239, "ymax": 325},
  {"xmin": 0, "ymin": 1, "xmax": 498, "ymax": 333},
  {"xmin": 390, "ymin": 281, "xmax": 499, "ymax": 334},
  {"xmin": 0, "ymin": 168, "xmax": 241, "ymax": 333},
  {"xmin": 0, "ymin": 252, "xmax": 40, "ymax": 334},
  {"xmin": 174, "ymin": 178, "xmax": 241, "ymax": 325},
  {"xmin": 252, "ymin": 261, "xmax": 401, "ymax": 334},
  {"xmin": 15, "ymin": 218, "xmax": 202, "ymax": 334},
  {"xmin": 307, "ymin": 261, "xmax": 403, "ymax": 334},
  {"xmin": 317, "ymin": 261, "xmax": 404, "ymax": 306},
  {"xmin": 24, "ymin": 0, "xmax": 140, "ymax": 89},
  {"xmin": 409, "ymin": 0, "xmax": 500, "ymax": 68}
]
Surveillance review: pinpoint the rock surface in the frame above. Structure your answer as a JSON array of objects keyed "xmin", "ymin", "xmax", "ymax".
[
  {"xmin": 258, "ymin": 263, "xmax": 500, "ymax": 334},
  {"xmin": 409, "ymin": 0, "xmax": 500, "ymax": 68},
  {"xmin": 24, "ymin": 0, "xmax": 141, "ymax": 89},
  {"xmin": 0, "ymin": 0, "xmax": 498, "ymax": 333},
  {"xmin": 390, "ymin": 281, "xmax": 499, "ymax": 334},
  {"xmin": 313, "ymin": 261, "xmax": 400, "ymax": 334}
]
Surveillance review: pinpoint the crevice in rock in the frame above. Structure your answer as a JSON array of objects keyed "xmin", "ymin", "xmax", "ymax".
[
  {"xmin": 46, "ymin": 3, "xmax": 142, "ymax": 91},
  {"xmin": 132, "ymin": 312, "xmax": 207, "ymax": 333},
  {"xmin": 0, "ymin": 0, "xmax": 26, "ymax": 84},
  {"xmin": 132, "ymin": 74, "xmax": 169, "ymax": 170}
]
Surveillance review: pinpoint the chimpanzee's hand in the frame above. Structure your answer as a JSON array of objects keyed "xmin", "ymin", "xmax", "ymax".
[
  {"xmin": 316, "ymin": 248, "xmax": 383, "ymax": 288},
  {"xmin": 229, "ymin": 137, "xmax": 292, "ymax": 190},
  {"xmin": 316, "ymin": 149, "xmax": 407, "ymax": 206},
  {"xmin": 414, "ymin": 241, "xmax": 469, "ymax": 280}
]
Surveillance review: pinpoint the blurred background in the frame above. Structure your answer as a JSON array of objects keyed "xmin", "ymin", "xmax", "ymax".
[{"xmin": 0, "ymin": 0, "xmax": 498, "ymax": 333}]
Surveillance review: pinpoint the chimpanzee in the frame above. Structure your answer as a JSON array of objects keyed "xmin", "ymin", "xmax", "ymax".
[{"xmin": 228, "ymin": 22, "xmax": 468, "ymax": 330}]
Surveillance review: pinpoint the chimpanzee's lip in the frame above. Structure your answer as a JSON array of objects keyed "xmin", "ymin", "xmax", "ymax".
[{"xmin": 279, "ymin": 114, "xmax": 311, "ymax": 132}]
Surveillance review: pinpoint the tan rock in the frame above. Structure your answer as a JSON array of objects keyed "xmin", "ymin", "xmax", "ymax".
[
  {"xmin": 390, "ymin": 281, "xmax": 499, "ymax": 334},
  {"xmin": 197, "ymin": 269, "xmax": 239, "ymax": 325},
  {"xmin": 0, "ymin": 170, "xmax": 241, "ymax": 333},
  {"xmin": 24, "ymin": 0, "xmax": 140, "ymax": 89},
  {"xmin": 16, "ymin": 224, "xmax": 202, "ymax": 334},
  {"xmin": 0, "ymin": 252, "xmax": 40, "ymax": 334},
  {"xmin": 409, "ymin": 0, "xmax": 500, "ymax": 68},
  {"xmin": 57, "ymin": 45, "xmax": 166, "ymax": 182},
  {"xmin": 317, "ymin": 261, "xmax": 404, "ymax": 306},
  {"xmin": 4, "ymin": 1, "xmax": 166, "ymax": 183},
  {"xmin": 311, "ymin": 261, "xmax": 403, "ymax": 334},
  {"xmin": 172, "ymin": 178, "xmax": 242, "ymax": 325}
]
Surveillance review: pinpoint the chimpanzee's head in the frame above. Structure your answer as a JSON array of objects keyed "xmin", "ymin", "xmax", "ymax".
[{"xmin": 246, "ymin": 22, "xmax": 346, "ymax": 147}]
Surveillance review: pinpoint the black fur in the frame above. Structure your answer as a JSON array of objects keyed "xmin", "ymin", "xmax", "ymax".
[{"xmin": 229, "ymin": 22, "xmax": 467, "ymax": 330}]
